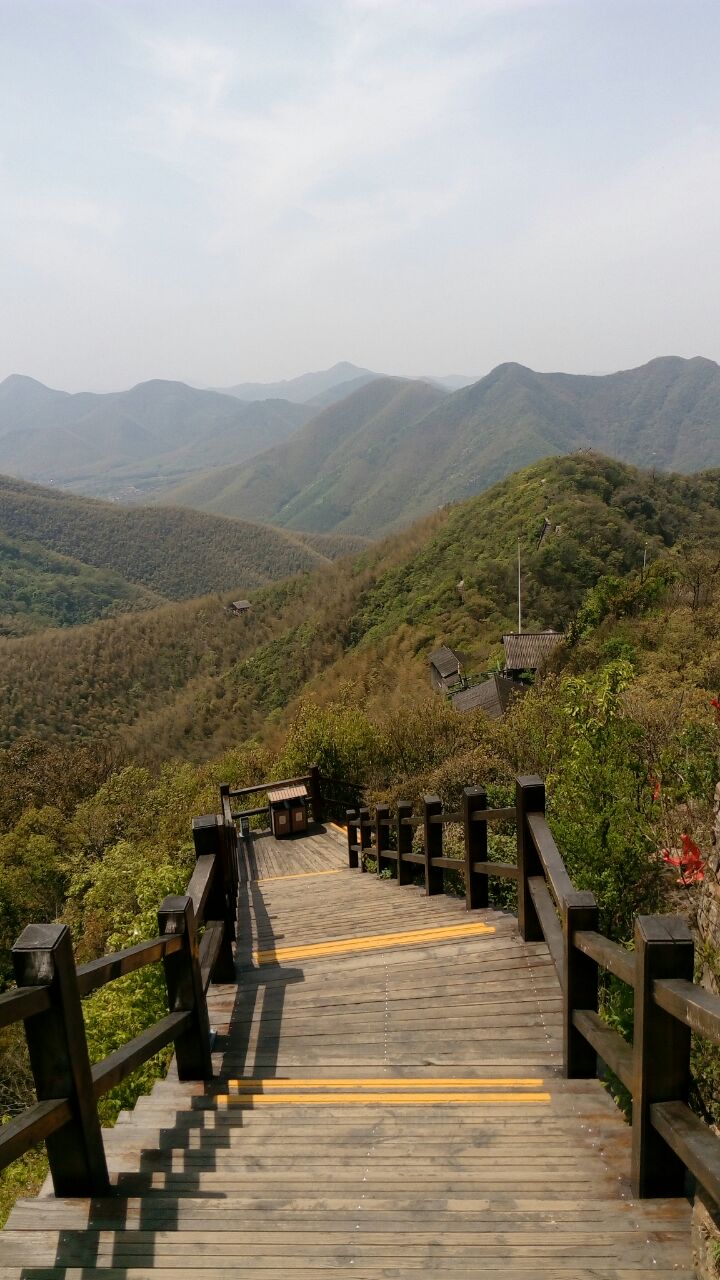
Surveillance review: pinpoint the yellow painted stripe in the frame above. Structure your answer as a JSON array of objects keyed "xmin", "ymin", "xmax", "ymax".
[
  {"xmin": 256, "ymin": 869, "xmax": 343, "ymax": 884},
  {"xmin": 255, "ymin": 921, "xmax": 495, "ymax": 965},
  {"xmin": 215, "ymin": 1092, "xmax": 551, "ymax": 1106},
  {"xmin": 226, "ymin": 1077, "xmax": 545, "ymax": 1089}
]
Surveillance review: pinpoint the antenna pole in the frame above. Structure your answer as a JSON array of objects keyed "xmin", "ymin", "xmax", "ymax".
[{"xmin": 517, "ymin": 538, "xmax": 522, "ymax": 634}]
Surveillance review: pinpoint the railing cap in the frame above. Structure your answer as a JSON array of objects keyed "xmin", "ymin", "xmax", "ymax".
[
  {"xmin": 635, "ymin": 914, "xmax": 693, "ymax": 945},
  {"xmin": 192, "ymin": 813, "xmax": 222, "ymax": 831},
  {"xmin": 12, "ymin": 922, "xmax": 67, "ymax": 954}
]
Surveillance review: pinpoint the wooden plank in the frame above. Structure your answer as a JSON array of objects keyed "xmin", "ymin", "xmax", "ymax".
[
  {"xmin": 0, "ymin": 982, "xmax": 51, "ymax": 1029},
  {"xmin": 653, "ymin": 977, "xmax": 720, "ymax": 1044},
  {"xmin": 574, "ymin": 930, "xmax": 634, "ymax": 988},
  {"xmin": 91, "ymin": 1012, "xmax": 192, "ymax": 1098},
  {"xmin": 185, "ymin": 855, "xmax": 216, "ymax": 922},
  {"xmin": 473, "ymin": 861, "xmax": 518, "ymax": 880},
  {"xmin": 527, "ymin": 877, "xmax": 563, "ymax": 977},
  {"xmin": 526, "ymin": 813, "xmax": 575, "ymax": 907},
  {"xmin": 571, "ymin": 1010, "xmax": 633, "ymax": 1090},
  {"xmin": 650, "ymin": 1101, "xmax": 720, "ymax": 1205},
  {"xmin": 76, "ymin": 936, "xmax": 183, "ymax": 998},
  {"xmin": 0, "ymin": 1099, "xmax": 71, "ymax": 1172}
]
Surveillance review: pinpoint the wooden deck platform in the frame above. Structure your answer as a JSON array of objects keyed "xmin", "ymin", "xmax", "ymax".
[{"xmin": 0, "ymin": 824, "xmax": 692, "ymax": 1277}]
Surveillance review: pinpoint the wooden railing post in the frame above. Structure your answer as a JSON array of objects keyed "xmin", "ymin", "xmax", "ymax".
[
  {"xmin": 346, "ymin": 809, "xmax": 359, "ymax": 868},
  {"xmin": 397, "ymin": 801, "xmax": 413, "ymax": 886},
  {"xmin": 308, "ymin": 765, "xmax": 323, "ymax": 826},
  {"xmin": 192, "ymin": 814, "xmax": 236, "ymax": 983},
  {"xmin": 516, "ymin": 775, "xmax": 545, "ymax": 942},
  {"xmin": 424, "ymin": 796, "xmax": 443, "ymax": 895},
  {"xmin": 158, "ymin": 895, "xmax": 213, "ymax": 1082},
  {"xmin": 631, "ymin": 915, "xmax": 694, "ymax": 1197},
  {"xmin": 563, "ymin": 891, "xmax": 599, "ymax": 1078},
  {"xmin": 376, "ymin": 803, "xmax": 390, "ymax": 877},
  {"xmin": 219, "ymin": 782, "xmax": 240, "ymax": 899},
  {"xmin": 359, "ymin": 806, "xmax": 371, "ymax": 872},
  {"xmin": 463, "ymin": 787, "xmax": 487, "ymax": 910},
  {"xmin": 11, "ymin": 923, "xmax": 109, "ymax": 1196}
]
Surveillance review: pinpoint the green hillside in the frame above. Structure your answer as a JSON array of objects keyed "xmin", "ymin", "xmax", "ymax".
[
  {"xmin": 160, "ymin": 377, "xmax": 448, "ymax": 527},
  {"xmin": 0, "ymin": 474, "xmax": 362, "ymax": 613},
  {"xmin": 2, "ymin": 453, "xmax": 719, "ymax": 759},
  {"xmin": 0, "ymin": 531, "xmax": 164, "ymax": 636},
  {"xmin": 160, "ymin": 357, "xmax": 720, "ymax": 536}
]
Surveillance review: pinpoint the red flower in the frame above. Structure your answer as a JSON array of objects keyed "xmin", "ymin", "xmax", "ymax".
[{"xmin": 661, "ymin": 835, "xmax": 705, "ymax": 885}]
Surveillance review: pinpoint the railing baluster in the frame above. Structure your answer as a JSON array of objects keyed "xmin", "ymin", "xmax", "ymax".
[
  {"xmin": 307, "ymin": 764, "xmax": 324, "ymax": 826},
  {"xmin": 346, "ymin": 809, "xmax": 359, "ymax": 869},
  {"xmin": 631, "ymin": 915, "xmax": 694, "ymax": 1197},
  {"xmin": 516, "ymin": 775, "xmax": 545, "ymax": 942},
  {"xmin": 359, "ymin": 806, "xmax": 371, "ymax": 872},
  {"xmin": 158, "ymin": 895, "xmax": 213, "ymax": 1082},
  {"xmin": 424, "ymin": 796, "xmax": 443, "ymax": 895},
  {"xmin": 397, "ymin": 801, "xmax": 413, "ymax": 886},
  {"xmin": 376, "ymin": 803, "xmax": 390, "ymax": 877},
  {"xmin": 192, "ymin": 814, "xmax": 236, "ymax": 983},
  {"xmin": 462, "ymin": 787, "xmax": 488, "ymax": 911},
  {"xmin": 564, "ymin": 890, "xmax": 599, "ymax": 1078},
  {"xmin": 12, "ymin": 923, "xmax": 109, "ymax": 1196}
]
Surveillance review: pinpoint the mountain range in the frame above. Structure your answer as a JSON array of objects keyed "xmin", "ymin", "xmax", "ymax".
[
  {"xmin": 159, "ymin": 356, "xmax": 720, "ymax": 536},
  {"xmin": 3, "ymin": 356, "xmax": 720, "ymax": 537},
  {"xmin": 0, "ymin": 376, "xmax": 312, "ymax": 500}
]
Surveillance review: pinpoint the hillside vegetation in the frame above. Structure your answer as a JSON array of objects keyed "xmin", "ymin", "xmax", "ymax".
[
  {"xmin": 0, "ymin": 530, "xmax": 165, "ymax": 636},
  {"xmin": 0, "ymin": 474, "xmax": 367, "ymax": 628},
  {"xmin": 161, "ymin": 356, "xmax": 720, "ymax": 536},
  {"xmin": 2, "ymin": 453, "xmax": 719, "ymax": 760}
]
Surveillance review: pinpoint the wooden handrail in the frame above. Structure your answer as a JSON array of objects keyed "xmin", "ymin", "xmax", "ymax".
[
  {"xmin": 227, "ymin": 773, "xmax": 311, "ymax": 798},
  {"xmin": 346, "ymin": 776, "xmax": 720, "ymax": 1209},
  {"xmin": 573, "ymin": 929, "xmax": 635, "ymax": 987},
  {"xmin": 76, "ymin": 935, "xmax": 184, "ymax": 998},
  {"xmin": 0, "ymin": 983, "xmax": 51, "ymax": 1029},
  {"xmin": 0, "ymin": 798, "xmax": 239, "ymax": 1197},
  {"xmin": 91, "ymin": 1011, "xmax": 192, "ymax": 1099},
  {"xmin": 653, "ymin": 977, "xmax": 720, "ymax": 1044}
]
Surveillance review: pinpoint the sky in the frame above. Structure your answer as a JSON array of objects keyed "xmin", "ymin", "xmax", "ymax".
[{"xmin": 1, "ymin": 0, "xmax": 719, "ymax": 392}]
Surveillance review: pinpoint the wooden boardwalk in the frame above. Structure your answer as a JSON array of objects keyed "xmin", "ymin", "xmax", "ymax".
[{"xmin": 0, "ymin": 825, "xmax": 692, "ymax": 1277}]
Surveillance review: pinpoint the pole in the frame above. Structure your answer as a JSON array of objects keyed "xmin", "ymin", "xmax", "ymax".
[{"xmin": 517, "ymin": 538, "xmax": 522, "ymax": 634}]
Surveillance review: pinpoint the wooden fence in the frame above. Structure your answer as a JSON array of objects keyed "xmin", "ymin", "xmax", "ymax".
[
  {"xmin": 0, "ymin": 808, "xmax": 238, "ymax": 1196},
  {"xmin": 346, "ymin": 775, "xmax": 720, "ymax": 1204},
  {"xmin": 3, "ymin": 764, "xmax": 720, "ymax": 1212}
]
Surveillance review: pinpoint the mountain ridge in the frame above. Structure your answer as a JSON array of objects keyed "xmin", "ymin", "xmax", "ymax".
[{"xmin": 158, "ymin": 355, "xmax": 720, "ymax": 536}]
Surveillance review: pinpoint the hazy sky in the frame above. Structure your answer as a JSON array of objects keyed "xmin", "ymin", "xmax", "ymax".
[{"xmin": 1, "ymin": 0, "xmax": 719, "ymax": 391}]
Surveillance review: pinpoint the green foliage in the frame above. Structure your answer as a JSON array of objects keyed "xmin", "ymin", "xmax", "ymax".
[
  {"xmin": 0, "ymin": 1146, "xmax": 47, "ymax": 1228},
  {"xmin": 0, "ymin": 473, "xmax": 349, "ymax": 606}
]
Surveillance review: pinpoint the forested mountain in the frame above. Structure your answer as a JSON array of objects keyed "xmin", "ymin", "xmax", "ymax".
[
  {"xmin": 161, "ymin": 356, "xmax": 720, "ymax": 536},
  {"xmin": 160, "ymin": 377, "xmax": 449, "ymax": 526},
  {"xmin": 3, "ymin": 453, "xmax": 719, "ymax": 759},
  {"xmin": 0, "ymin": 375, "xmax": 311, "ymax": 499},
  {"xmin": 0, "ymin": 474, "xmax": 367, "ymax": 631}
]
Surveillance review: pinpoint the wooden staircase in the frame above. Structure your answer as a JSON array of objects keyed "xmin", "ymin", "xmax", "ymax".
[{"xmin": 0, "ymin": 824, "xmax": 692, "ymax": 1277}]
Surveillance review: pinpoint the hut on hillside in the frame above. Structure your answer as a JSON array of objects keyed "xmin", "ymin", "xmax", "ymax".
[
  {"xmin": 452, "ymin": 673, "xmax": 527, "ymax": 718},
  {"xmin": 229, "ymin": 599, "xmax": 252, "ymax": 617},
  {"xmin": 502, "ymin": 630, "xmax": 563, "ymax": 676},
  {"xmin": 428, "ymin": 646, "xmax": 462, "ymax": 693}
]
